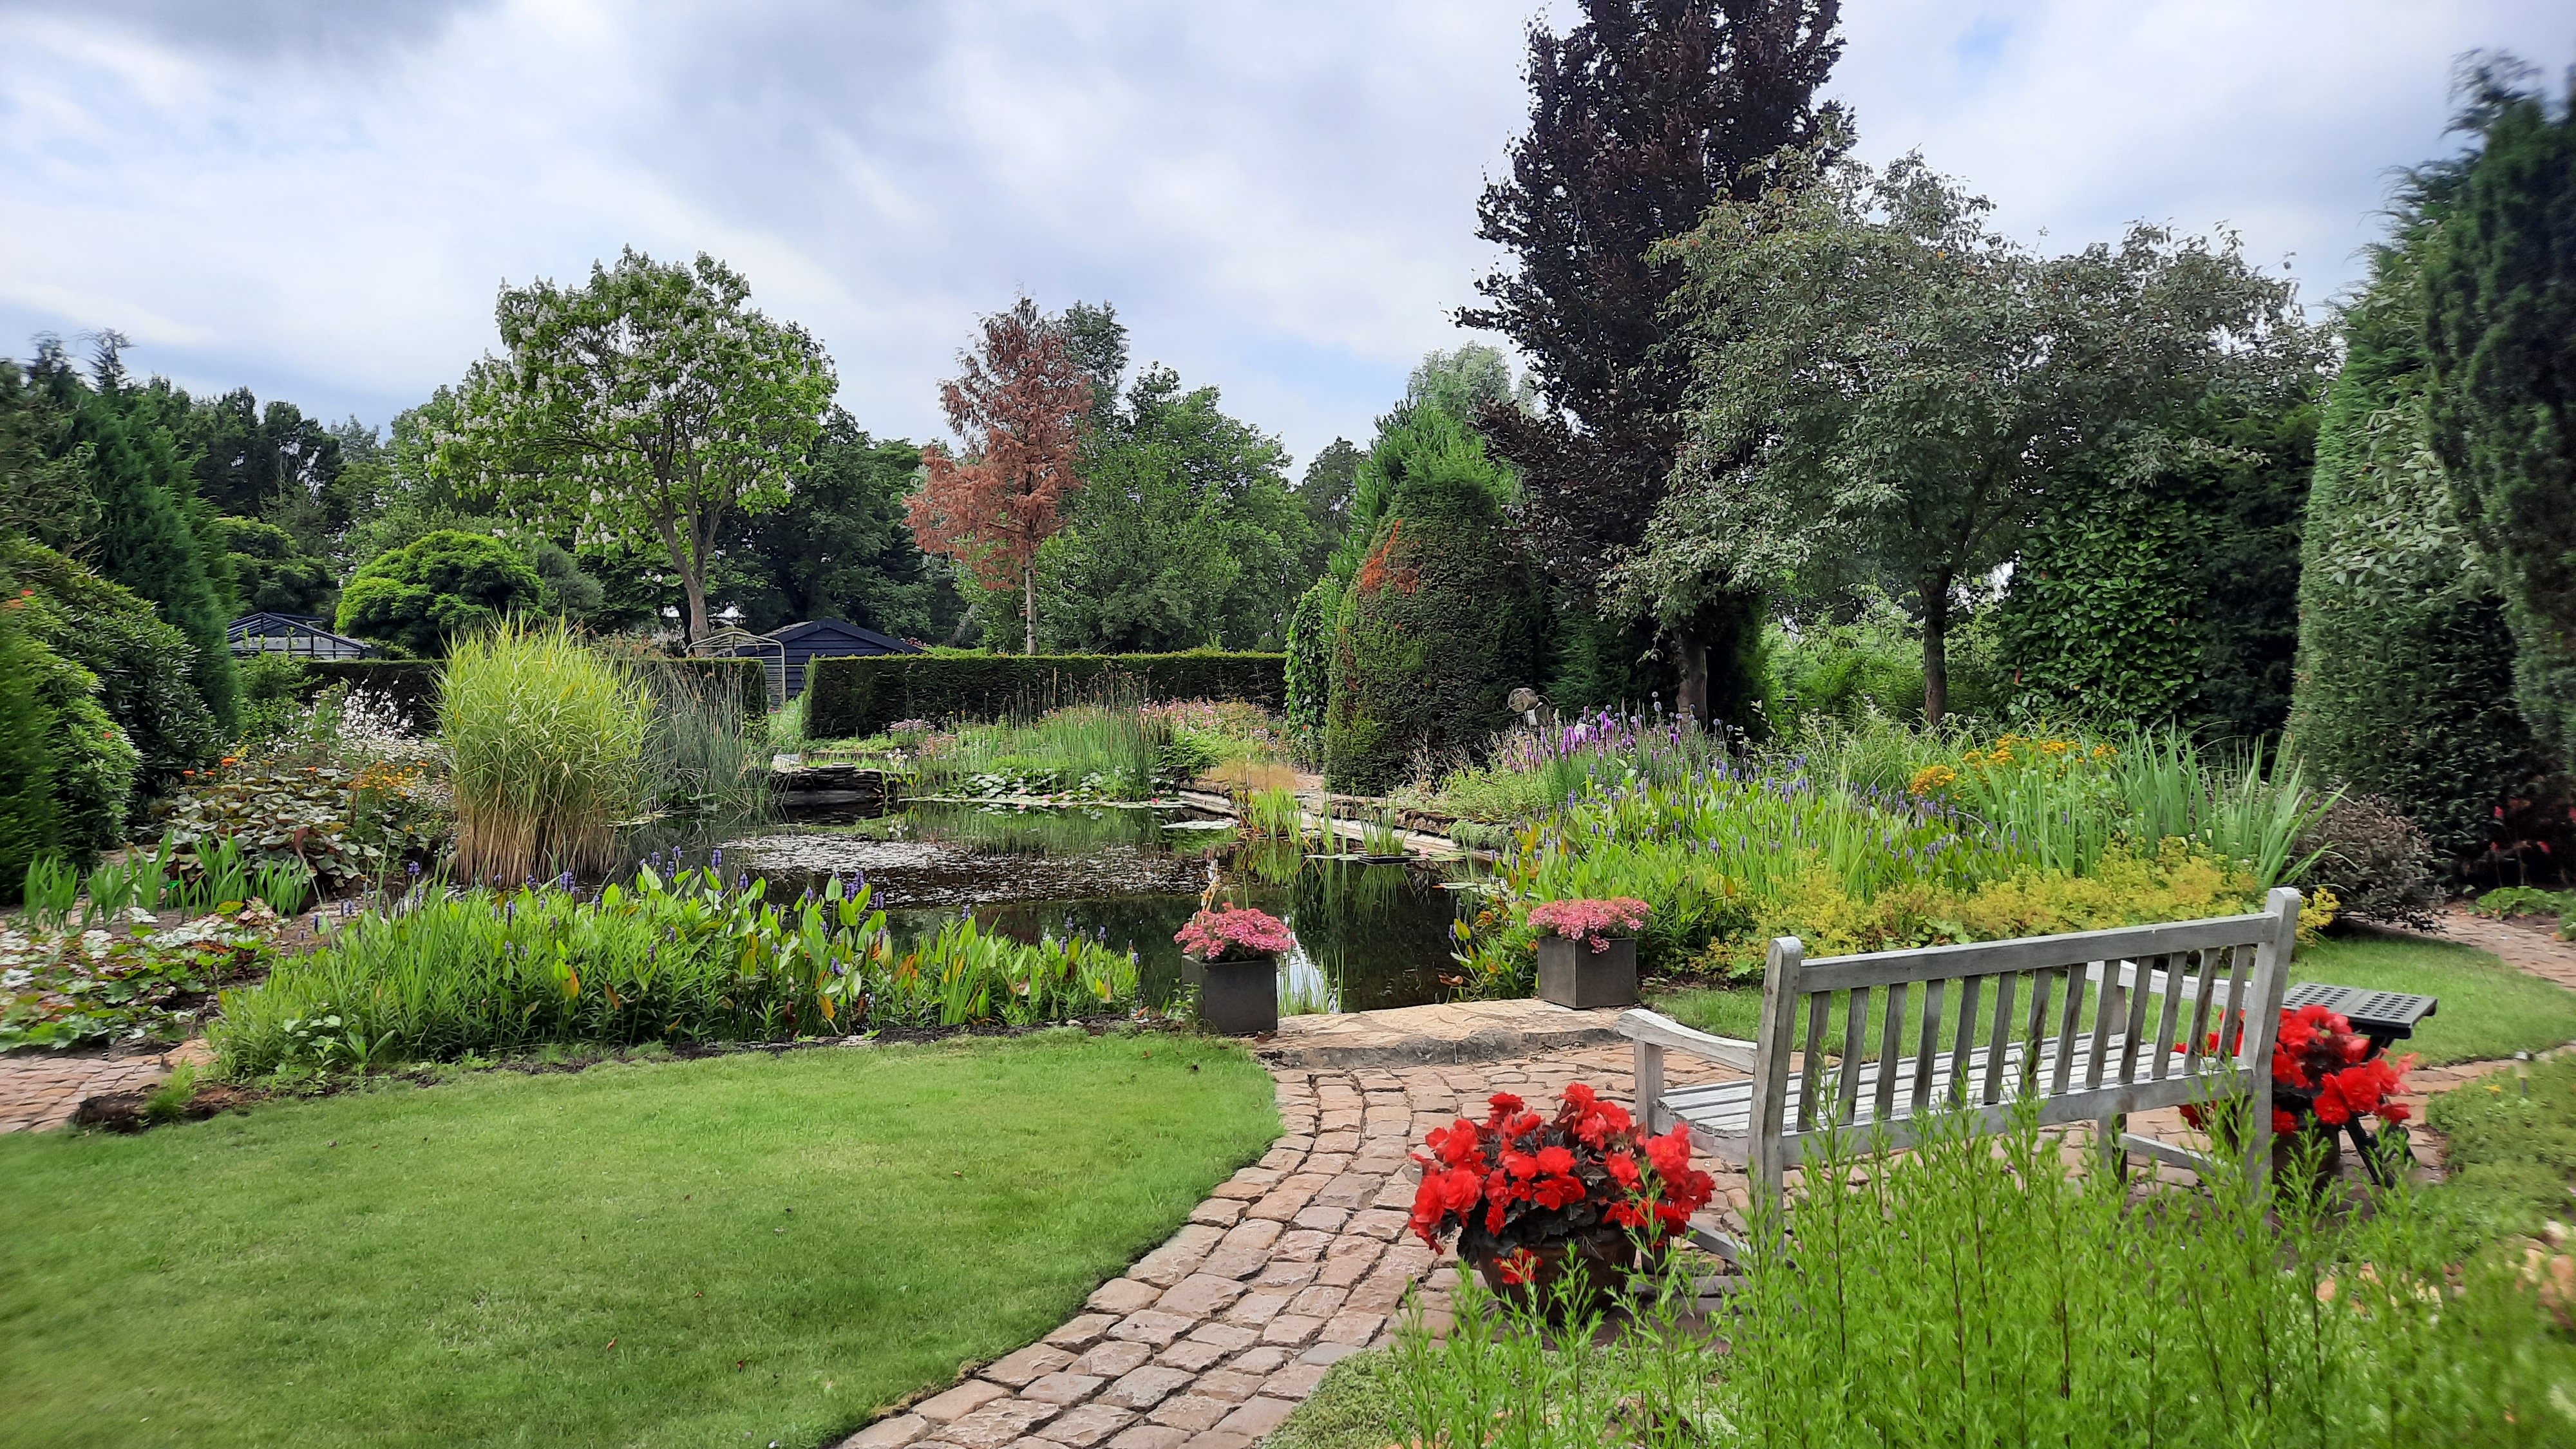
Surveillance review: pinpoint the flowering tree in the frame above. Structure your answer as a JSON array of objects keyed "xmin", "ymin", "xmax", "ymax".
[
  {"xmin": 908, "ymin": 299, "xmax": 1093, "ymax": 654},
  {"xmin": 442, "ymin": 248, "xmax": 837, "ymax": 643}
]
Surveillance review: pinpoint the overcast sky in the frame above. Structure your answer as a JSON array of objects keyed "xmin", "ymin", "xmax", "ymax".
[{"xmin": 2, "ymin": 1, "xmax": 2568, "ymax": 473}]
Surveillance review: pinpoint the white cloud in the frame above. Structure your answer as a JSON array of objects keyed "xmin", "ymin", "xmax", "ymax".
[{"xmin": 0, "ymin": 0, "xmax": 2566, "ymax": 469}]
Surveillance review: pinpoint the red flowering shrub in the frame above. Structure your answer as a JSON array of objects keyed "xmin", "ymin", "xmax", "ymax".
[
  {"xmin": 1408, "ymin": 1082, "xmax": 1714, "ymax": 1271},
  {"xmin": 1174, "ymin": 904, "xmax": 1293, "ymax": 961},
  {"xmin": 1526, "ymin": 896, "xmax": 1651, "ymax": 953},
  {"xmin": 2178, "ymin": 1002, "xmax": 2416, "ymax": 1138}
]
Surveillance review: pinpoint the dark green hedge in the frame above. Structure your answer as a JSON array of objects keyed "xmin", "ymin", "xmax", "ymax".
[
  {"xmin": 298, "ymin": 658, "xmax": 768, "ymax": 732},
  {"xmin": 806, "ymin": 651, "xmax": 1285, "ymax": 737}
]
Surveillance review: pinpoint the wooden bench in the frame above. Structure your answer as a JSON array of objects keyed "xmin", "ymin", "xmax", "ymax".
[{"xmin": 1620, "ymin": 887, "xmax": 2302, "ymax": 1201}]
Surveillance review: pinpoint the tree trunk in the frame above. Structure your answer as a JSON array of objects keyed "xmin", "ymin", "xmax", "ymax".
[
  {"xmin": 1676, "ymin": 625, "xmax": 1710, "ymax": 725},
  {"xmin": 1920, "ymin": 573, "xmax": 1953, "ymax": 729},
  {"xmin": 1023, "ymin": 562, "xmax": 1037, "ymax": 656},
  {"xmin": 681, "ymin": 562, "xmax": 709, "ymax": 647}
]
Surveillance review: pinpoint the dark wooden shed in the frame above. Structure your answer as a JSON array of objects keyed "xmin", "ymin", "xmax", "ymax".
[{"xmin": 764, "ymin": 618, "xmax": 920, "ymax": 700}]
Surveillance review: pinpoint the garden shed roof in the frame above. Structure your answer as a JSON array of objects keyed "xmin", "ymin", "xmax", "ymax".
[{"xmin": 225, "ymin": 612, "xmax": 375, "ymax": 659}]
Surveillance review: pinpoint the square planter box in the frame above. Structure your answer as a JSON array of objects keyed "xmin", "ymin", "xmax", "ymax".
[
  {"xmin": 1186, "ymin": 953, "xmax": 1280, "ymax": 1036},
  {"xmin": 1536, "ymin": 935, "xmax": 1638, "ymax": 1010}
]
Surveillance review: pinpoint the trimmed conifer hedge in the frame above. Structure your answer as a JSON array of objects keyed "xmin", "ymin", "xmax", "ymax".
[
  {"xmin": 804, "ymin": 651, "xmax": 1285, "ymax": 738},
  {"xmin": 298, "ymin": 658, "xmax": 769, "ymax": 732}
]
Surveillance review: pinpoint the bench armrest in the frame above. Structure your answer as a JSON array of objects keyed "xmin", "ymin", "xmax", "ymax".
[{"xmin": 1616, "ymin": 1009, "xmax": 1757, "ymax": 1072}]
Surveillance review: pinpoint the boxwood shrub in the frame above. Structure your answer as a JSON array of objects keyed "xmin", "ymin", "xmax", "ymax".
[{"xmin": 806, "ymin": 650, "xmax": 1285, "ymax": 738}]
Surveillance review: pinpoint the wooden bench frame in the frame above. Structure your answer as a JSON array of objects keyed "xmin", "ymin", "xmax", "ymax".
[{"xmin": 1620, "ymin": 887, "xmax": 2301, "ymax": 1198}]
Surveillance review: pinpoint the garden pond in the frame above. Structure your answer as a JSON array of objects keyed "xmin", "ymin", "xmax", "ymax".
[{"xmin": 724, "ymin": 801, "xmax": 1475, "ymax": 1013}]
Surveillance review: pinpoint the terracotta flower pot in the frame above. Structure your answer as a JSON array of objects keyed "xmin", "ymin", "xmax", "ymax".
[
  {"xmin": 1466, "ymin": 1229, "xmax": 1638, "ymax": 1320},
  {"xmin": 1535, "ymin": 935, "xmax": 1639, "ymax": 1010},
  {"xmin": 1186, "ymin": 952, "xmax": 1280, "ymax": 1036}
]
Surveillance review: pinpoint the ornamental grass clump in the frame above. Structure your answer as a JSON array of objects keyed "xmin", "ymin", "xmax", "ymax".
[{"xmin": 440, "ymin": 622, "xmax": 650, "ymax": 883}]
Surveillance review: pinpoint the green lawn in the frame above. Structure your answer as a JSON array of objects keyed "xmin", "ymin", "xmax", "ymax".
[
  {"xmin": 1654, "ymin": 931, "xmax": 2576, "ymax": 1068},
  {"xmin": 0, "ymin": 1031, "xmax": 1278, "ymax": 1449}
]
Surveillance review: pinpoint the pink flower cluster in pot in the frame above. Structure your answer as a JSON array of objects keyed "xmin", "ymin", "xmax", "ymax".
[
  {"xmin": 1526, "ymin": 896, "xmax": 1651, "ymax": 953},
  {"xmin": 1175, "ymin": 904, "xmax": 1294, "ymax": 962}
]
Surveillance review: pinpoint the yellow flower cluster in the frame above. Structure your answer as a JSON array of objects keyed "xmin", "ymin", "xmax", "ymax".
[
  {"xmin": 352, "ymin": 760, "xmax": 430, "ymax": 798},
  {"xmin": 1908, "ymin": 764, "xmax": 1959, "ymax": 795}
]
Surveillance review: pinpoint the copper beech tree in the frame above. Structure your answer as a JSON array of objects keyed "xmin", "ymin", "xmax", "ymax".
[{"xmin": 907, "ymin": 299, "xmax": 1094, "ymax": 654}]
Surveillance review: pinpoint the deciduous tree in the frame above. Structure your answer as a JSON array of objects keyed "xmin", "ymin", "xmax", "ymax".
[
  {"xmin": 1462, "ymin": 0, "xmax": 1846, "ymax": 726},
  {"xmin": 443, "ymin": 249, "xmax": 837, "ymax": 643},
  {"xmin": 907, "ymin": 298, "xmax": 1093, "ymax": 654},
  {"xmin": 1633, "ymin": 153, "xmax": 2314, "ymax": 726}
]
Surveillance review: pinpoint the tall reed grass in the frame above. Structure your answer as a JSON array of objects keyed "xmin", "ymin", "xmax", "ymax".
[
  {"xmin": 1387, "ymin": 1103, "xmax": 2566, "ymax": 1448},
  {"xmin": 440, "ymin": 622, "xmax": 651, "ymax": 884}
]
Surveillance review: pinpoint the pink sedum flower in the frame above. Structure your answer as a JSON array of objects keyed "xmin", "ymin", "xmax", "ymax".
[
  {"xmin": 1175, "ymin": 905, "xmax": 1293, "ymax": 961},
  {"xmin": 1527, "ymin": 896, "xmax": 1651, "ymax": 953}
]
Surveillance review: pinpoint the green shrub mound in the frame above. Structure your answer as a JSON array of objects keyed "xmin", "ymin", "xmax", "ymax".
[
  {"xmin": 1323, "ymin": 460, "xmax": 1542, "ymax": 794},
  {"xmin": 806, "ymin": 650, "xmax": 1285, "ymax": 739},
  {"xmin": 0, "ymin": 538, "xmax": 220, "ymax": 802},
  {"xmin": 0, "ymin": 603, "xmax": 61, "ymax": 904},
  {"xmin": 337, "ymin": 529, "xmax": 545, "ymax": 657}
]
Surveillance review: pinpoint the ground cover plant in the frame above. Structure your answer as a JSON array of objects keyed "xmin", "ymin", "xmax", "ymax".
[
  {"xmin": 908, "ymin": 694, "xmax": 1290, "ymax": 803},
  {"xmin": 2428, "ymin": 1050, "xmax": 2576, "ymax": 1238},
  {"xmin": 1654, "ymin": 932, "xmax": 2576, "ymax": 1069},
  {"xmin": 0, "ymin": 1019, "xmax": 1276, "ymax": 1448},
  {"xmin": 1, "ymin": 902, "xmax": 274, "ymax": 1051},
  {"xmin": 213, "ymin": 866, "xmax": 1142, "ymax": 1076}
]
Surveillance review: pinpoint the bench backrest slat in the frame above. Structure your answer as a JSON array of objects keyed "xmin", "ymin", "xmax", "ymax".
[{"xmin": 1723, "ymin": 888, "xmax": 2300, "ymax": 1192}]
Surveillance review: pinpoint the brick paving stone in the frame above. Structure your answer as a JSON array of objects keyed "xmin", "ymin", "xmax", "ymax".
[
  {"xmin": 1193, "ymin": 1368, "xmax": 1265, "ymax": 1403},
  {"xmin": 1070, "ymin": 1340, "xmax": 1153, "ymax": 1378},
  {"xmin": 941, "ymin": 1399, "xmax": 1062, "ymax": 1449},
  {"xmin": 1107, "ymin": 1309, "xmax": 1197, "ymax": 1347},
  {"xmin": 1319, "ymin": 1311, "xmax": 1385, "ymax": 1345},
  {"xmin": 1048, "ymin": 1313, "xmax": 1120, "ymax": 1350},
  {"xmin": 1195, "ymin": 1248, "xmax": 1269, "ymax": 1281},
  {"xmin": 1087, "ymin": 1279, "xmax": 1160, "ymax": 1315},
  {"xmin": 1216, "ymin": 1397, "xmax": 1300, "ymax": 1437},
  {"xmin": 1222, "ymin": 1291, "xmax": 1289, "ymax": 1326},
  {"xmin": 1101, "ymin": 1365, "xmax": 1197, "ymax": 1410},
  {"xmin": 1154, "ymin": 1273, "xmax": 1247, "ymax": 1317},
  {"xmin": 981, "ymin": 1343, "xmax": 1074, "ymax": 1387},
  {"xmin": 1181, "ymin": 1321, "xmax": 1259, "ymax": 1352},
  {"xmin": 1263, "ymin": 1363, "xmax": 1331, "ymax": 1399},
  {"xmin": 915, "ymin": 1381, "xmax": 1011, "ymax": 1423},
  {"xmin": 1146, "ymin": 1395, "xmax": 1233, "ymax": 1432},
  {"xmin": 1285, "ymin": 1285, "xmax": 1345, "ymax": 1318},
  {"xmin": 1301, "ymin": 1340, "xmax": 1370, "ymax": 1367},
  {"xmin": 1184, "ymin": 1434, "xmax": 1255, "ymax": 1449},
  {"xmin": 1316, "ymin": 1243, "xmax": 1383, "ymax": 1287},
  {"xmin": 1218, "ymin": 1220, "xmax": 1284, "ymax": 1253},
  {"xmin": 1312, "ymin": 1173, "xmax": 1378, "ymax": 1208},
  {"xmin": 1312, "ymin": 1131, "xmax": 1362, "ymax": 1153},
  {"xmin": 1208, "ymin": 1178, "xmax": 1266, "ymax": 1201},
  {"xmin": 1188, "ymin": 1198, "xmax": 1246, "ymax": 1227},
  {"xmin": 837, "ymin": 1412, "xmax": 929, "ymax": 1448},
  {"xmin": 1227, "ymin": 1345, "xmax": 1290, "ymax": 1375},
  {"xmin": 1347, "ymin": 1208, "xmax": 1408, "ymax": 1240},
  {"xmin": 1291, "ymin": 1204, "xmax": 1350, "ymax": 1233},
  {"xmin": 1260, "ymin": 1313, "xmax": 1325, "ymax": 1347},
  {"xmin": 1243, "ymin": 1188, "xmax": 1316, "ymax": 1222},
  {"xmin": 1273, "ymin": 1229, "xmax": 1333, "ymax": 1262},
  {"xmin": 1253, "ymin": 1260, "xmax": 1317, "ymax": 1289},
  {"xmin": 1106, "ymin": 1428, "xmax": 1189, "ymax": 1449},
  {"xmin": 1025, "ymin": 1372, "xmax": 1108, "ymax": 1404},
  {"xmin": 1152, "ymin": 1337, "xmax": 1233, "ymax": 1373},
  {"xmin": 1032, "ymin": 1405, "xmax": 1137, "ymax": 1446},
  {"xmin": 1302, "ymin": 1153, "xmax": 1352, "ymax": 1177}
]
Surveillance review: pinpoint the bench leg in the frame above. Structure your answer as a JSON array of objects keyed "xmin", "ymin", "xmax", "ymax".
[
  {"xmin": 2098, "ymin": 1113, "xmax": 2128, "ymax": 1184},
  {"xmin": 1633, "ymin": 1039, "xmax": 1664, "ymax": 1135}
]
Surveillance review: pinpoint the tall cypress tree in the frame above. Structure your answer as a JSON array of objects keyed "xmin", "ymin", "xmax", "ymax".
[
  {"xmin": 2423, "ymin": 61, "xmax": 2576, "ymax": 761},
  {"xmin": 1462, "ymin": 0, "xmax": 1844, "ymax": 727},
  {"xmin": 2289, "ymin": 186, "xmax": 2546, "ymax": 862},
  {"xmin": 76, "ymin": 398, "xmax": 240, "ymax": 728}
]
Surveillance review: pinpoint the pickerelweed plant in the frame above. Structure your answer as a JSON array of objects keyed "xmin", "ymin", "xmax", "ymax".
[{"xmin": 214, "ymin": 866, "xmax": 1142, "ymax": 1075}]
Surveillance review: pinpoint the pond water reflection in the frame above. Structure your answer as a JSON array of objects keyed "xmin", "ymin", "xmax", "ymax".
[{"xmin": 726, "ymin": 802, "xmax": 1472, "ymax": 1012}]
